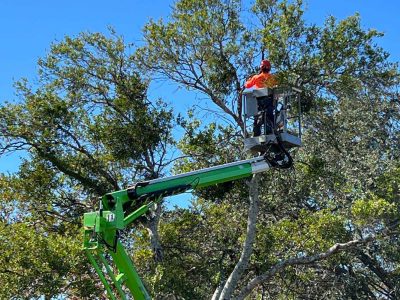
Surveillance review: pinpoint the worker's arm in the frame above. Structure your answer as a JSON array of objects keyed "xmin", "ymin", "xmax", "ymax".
[
  {"xmin": 245, "ymin": 76, "xmax": 256, "ymax": 88},
  {"xmin": 245, "ymin": 72, "xmax": 262, "ymax": 88}
]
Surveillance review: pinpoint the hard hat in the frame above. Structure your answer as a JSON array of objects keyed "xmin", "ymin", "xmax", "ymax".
[{"xmin": 260, "ymin": 59, "xmax": 271, "ymax": 71}]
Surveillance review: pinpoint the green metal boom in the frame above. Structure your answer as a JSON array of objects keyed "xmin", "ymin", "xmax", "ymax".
[{"xmin": 83, "ymin": 155, "xmax": 271, "ymax": 299}]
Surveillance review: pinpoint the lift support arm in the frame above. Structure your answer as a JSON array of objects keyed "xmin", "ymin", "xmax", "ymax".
[{"xmin": 83, "ymin": 155, "xmax": 271, "ymax": 300}]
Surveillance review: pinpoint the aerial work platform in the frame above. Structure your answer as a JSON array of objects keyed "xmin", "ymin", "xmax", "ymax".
[{"xmin": 242, "ymin": 87, "xmax": 302, "ymax": 154}]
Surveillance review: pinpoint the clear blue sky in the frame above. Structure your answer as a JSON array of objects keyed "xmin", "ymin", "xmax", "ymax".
[{"xmin": 0, "ymin": 0, "xmax": 399, "ymax": 174}]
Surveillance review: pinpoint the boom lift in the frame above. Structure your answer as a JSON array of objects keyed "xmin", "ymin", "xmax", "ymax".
[{"xmin": 83, "ymin": 87, "xmax": 302, "ymax": 299}]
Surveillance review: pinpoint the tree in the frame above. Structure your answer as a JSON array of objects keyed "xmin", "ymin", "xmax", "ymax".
[
  {"xmin": 136, "ymin": 0, "xmax": 400, "ymax": 299},
  {"xmin": 0, "ymin": 31, "xmax": 175, "ymax": 299},
  {"xmin": 1, "ymin": 1, "xmax": 399, "ymax": 299}
]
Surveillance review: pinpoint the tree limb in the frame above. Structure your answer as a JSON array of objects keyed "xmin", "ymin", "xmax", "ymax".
[
  {"xmin": 235, "ymin": 235, "xmax": 374, "ymax": 300},
  {"xmin": 217, "ymin": 174, "xmax": 260, "ymax": 300}
]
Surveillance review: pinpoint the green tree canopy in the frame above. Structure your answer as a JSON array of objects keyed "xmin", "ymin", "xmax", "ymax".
[
  {"xmin": 0, "ymin": 31, "xmax": 175, "ymax": 299},
  {"xmin": 134, "ymin": 0, "xmax": 400, "ymax": 299},
  {"xmin": 0, "ymin": 0, "xmax": 399, "ymax": 299}
]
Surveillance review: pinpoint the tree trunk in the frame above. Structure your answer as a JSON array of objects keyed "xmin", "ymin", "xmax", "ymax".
[
  {"xmin": 217, "ymin": 174, "xmax": 260, "ymax": 300},
  {"xmin": 211, "ymin": 282, "xmax": 224, "ymax": 300},
  {"xmin": 146, "ymin": 203, "xmax": 163, "ymax": 262}
]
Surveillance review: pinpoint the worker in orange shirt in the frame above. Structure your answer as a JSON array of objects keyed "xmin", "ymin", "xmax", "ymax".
[
  {"xmin": 245, "ymin": 59, "xmax": 278, "ymax": 136},
  {"xmin": 245, "ymin": 59, "xmax": 277, "ymax": 89}
]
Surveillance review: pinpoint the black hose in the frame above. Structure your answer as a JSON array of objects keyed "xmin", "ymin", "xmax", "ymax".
[{"xmin": 263, "ymin": 133, "xmax": 293, "ymax": 169}]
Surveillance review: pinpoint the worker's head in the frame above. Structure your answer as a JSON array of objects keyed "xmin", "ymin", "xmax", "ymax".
[{"xmin": 260, "ymin": 59, "xmax": 271, "ymax": 73}]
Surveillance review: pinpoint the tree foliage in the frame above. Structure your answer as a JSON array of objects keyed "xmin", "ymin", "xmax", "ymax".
[
  {"xmin": 135, "ymin": 0, "xmax": 400, "ymax": 299},
  {"xmin": 0, "ymin": 32, "xmax": 175, "ymax": 299},
  {"xmin": 1, "ymin": 0, "xmax": 399, "ymax": 299}
]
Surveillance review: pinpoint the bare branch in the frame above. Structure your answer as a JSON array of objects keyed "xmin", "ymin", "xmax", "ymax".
[
  {"xmin": 217, "ymin": 174, "xmax": 260, "ymax": 300},
  {"xmin": 235, "ymin": 235, "xmax": 375, "ymax": 300}
]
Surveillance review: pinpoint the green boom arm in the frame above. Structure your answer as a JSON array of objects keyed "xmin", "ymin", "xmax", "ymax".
[{"xmin": 83, "ymin": 155, "xmax": 271, "ymax": 299}]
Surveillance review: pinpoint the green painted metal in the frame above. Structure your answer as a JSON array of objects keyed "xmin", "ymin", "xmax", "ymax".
[
  {"xmin": 85, "ymin": 241, "xmax": 151, "ymax": 299},
  {"xmin": 110, "ymin": 240, "xmax": 151, "ymax": 300},
  {"xmin": 98, "ymin": 252, "xmax": 127, "ymax": 300},
  {"xmin": 85, "ymin": 250, "xmax": 117, "ymax": 300},
  {"xmin": 123, "ymin": 202, "xmax": 152, "ymax": 227},
  {"xmin": 102, "ymin": 157, "xmax": 256, "ymax": 211},
  {"xmin": 84, "ymin": 156, "xmax": 270, "ymax": 300}
]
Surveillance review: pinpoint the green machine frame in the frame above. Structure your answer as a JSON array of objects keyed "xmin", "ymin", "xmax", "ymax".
[{"xmin": 83, "ymin": 155, "xmax": 272, "ymax": 299}]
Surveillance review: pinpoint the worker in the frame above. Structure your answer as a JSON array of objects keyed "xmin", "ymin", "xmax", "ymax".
[{"xmin": 245, "ymin": 59, "xmax": 278, "ymax": 136}]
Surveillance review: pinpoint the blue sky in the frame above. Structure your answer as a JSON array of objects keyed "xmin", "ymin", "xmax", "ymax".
[{"xmin": 0, "ymin": 0, "xmax": 399, "ymax": 174}]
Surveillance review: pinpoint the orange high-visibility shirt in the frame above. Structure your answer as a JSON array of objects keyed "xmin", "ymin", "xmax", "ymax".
[{"xmin": 245, "ymin": 72, "xmax": 278, "ymax": 89}]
